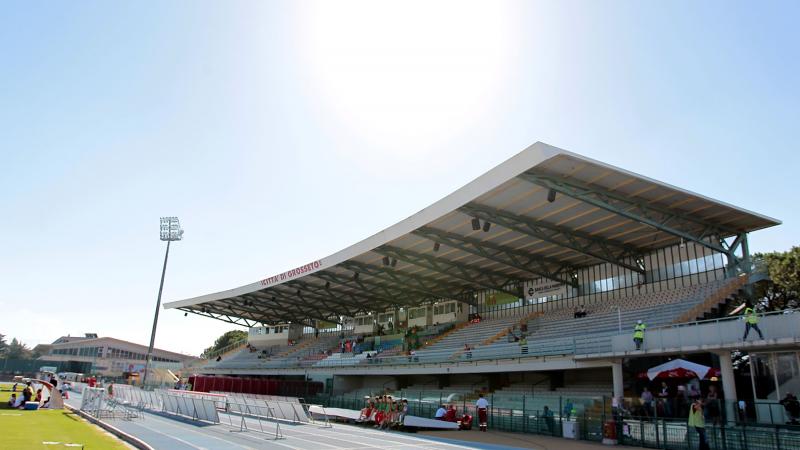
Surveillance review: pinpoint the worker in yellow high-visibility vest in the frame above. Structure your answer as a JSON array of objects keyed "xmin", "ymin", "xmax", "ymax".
[
  {"xmin": 633, "ymin": 320, "xmax": 646, "ymax": 350},
  {"xmin": 742, "ymin": 307, "xmax": 764, "ymax": 340}
]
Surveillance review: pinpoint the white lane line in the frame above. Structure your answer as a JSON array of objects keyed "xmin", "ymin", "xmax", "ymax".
[
  {"xmin": 274, "ymin": 424, "xmax": 472, "ymax": 450},
  {"xmin": 210, "ymin": 423, "xmax": 306, "ymax": 450},
  {"xmin": 313, "ymin": 425, "xmax": 473, "ymax": 449},
  {"xmin": 141, "ymin": 412, "xmax": 257, "ymax": 450},
  {"xmin": 122, "ymin": 421, "xmax": 208, "ymax": 450},
  {"xmin": 234, "ymin": 416, "xmax": 395, "ymax": 450}
]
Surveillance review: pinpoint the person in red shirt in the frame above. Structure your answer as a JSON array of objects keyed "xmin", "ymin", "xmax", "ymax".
[{"xmin": 444, "ymin": 404, "xmax": 457, "ymax": 422}]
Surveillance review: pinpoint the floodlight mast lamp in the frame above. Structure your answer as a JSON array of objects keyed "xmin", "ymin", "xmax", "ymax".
[{"xmin": 143, "ymin": 217, "xmax": 184, "ymax": 386}]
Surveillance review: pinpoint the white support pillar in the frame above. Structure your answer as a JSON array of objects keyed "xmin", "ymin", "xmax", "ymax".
[
  {"xmin": 717, "ymin": 350, "xmax": 737, "ymax": 424},
  {"xmin": 612, "ymin": 359, "xmax": 624, "ymax": 401}
]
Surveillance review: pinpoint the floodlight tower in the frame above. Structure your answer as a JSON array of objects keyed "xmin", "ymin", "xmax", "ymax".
[{"xmin": 142, "ymin": 217, "xmax": 184, "ymax": 386}]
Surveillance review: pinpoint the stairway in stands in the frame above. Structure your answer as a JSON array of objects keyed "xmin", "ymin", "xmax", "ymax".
[{"xmin": 673, "ymin": 275, "xmax": 749, "ymax": 323}]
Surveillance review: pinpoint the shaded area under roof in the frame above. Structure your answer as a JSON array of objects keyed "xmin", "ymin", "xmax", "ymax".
[{"xmin": 164, "ymin": 142, "xmax": 780, "ymax": 327}]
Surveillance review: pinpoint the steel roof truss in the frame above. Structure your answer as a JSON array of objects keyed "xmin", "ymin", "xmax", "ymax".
[
  {"xmin": 375, "ymin": 245, "xmax": 522, "ymax": 298},
  {"xmin": 222, "ymin": 297, "xmax": 308, "ymax": 325},
  {"xmin": 520, "ymin": 173, "xmax": 731, "ymax": 255},
  {"xmin": 413, "ymin": 227, "xmax": 578, "ymax": 288},
  {"xmin": 273, "ymin": 283, "xmax": 363, "ymax": 317},
  {"xmin": 339, "ymin": 260, "xmax": 476, "ymax": 307},
  {"xmin": 309, "ymin": 270, "xmax": 407, "ymax": 305},
  {"xmin": 181, "ymin": 307, "xmax": 254, "ymax": 327},
  {"xmin": 462, "ymin": 203, "xmax": 645, "ymax": 275},
  {"xmin": 242, "ymin": 294, "xmax": 329, "ymax": 327},
  {"xmin": 291, "ymin": 277, "xmax": 398, "ymax": 310}
]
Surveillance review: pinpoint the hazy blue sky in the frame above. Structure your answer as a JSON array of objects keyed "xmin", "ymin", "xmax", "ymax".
[{"xmin": 1, "ymin": 1, "xmax": 797, "ymax": 356}]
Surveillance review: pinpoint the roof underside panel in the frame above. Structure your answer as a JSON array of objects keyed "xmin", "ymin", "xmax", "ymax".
[{"xmin": 166, "ymin": 143, "xmax": 780, "ymax": 325}]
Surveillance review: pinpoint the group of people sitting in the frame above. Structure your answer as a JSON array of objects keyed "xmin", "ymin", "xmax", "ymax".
[
  {"xmin": 358, "ymin": 395, "xmax": 409, "ymax": 430},
  {"xmin": 434, "ymin": 403, "xmax": 473, "ymax": 429},
  {"xmin": 573, "ymin": 305, "xmax": 588, "ymax": 318},
  {"xmin": 7, "ymin": 381, "xmax": 50, "ymax": 409}
]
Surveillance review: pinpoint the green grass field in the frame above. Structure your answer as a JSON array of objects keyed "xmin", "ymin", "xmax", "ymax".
[{"xmin": 0, "ymin": 388, "xmax": 129, "ymax": 449}]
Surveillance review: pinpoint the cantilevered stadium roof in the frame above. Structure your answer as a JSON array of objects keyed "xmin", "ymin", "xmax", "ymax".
[{"xmin": 164, "ymin": 142, "xmax": 780, "ymax": 327}]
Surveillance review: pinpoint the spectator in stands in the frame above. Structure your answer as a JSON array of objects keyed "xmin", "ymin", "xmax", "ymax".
[
  {"xmin": 464, "ymin": 344, "xmax": 472, "ymax": 359},
  {"xmin": 641, "ymin": 387, "xmax": 654, "ymax": 417},
  {"xmin": 519, "ymin": 335, "xmax": 528, "ymax": 355},
  {"xmin": 542, "ymin": 406, "xmax": 555, "ymax": 434},
  {"xmin": 216, "ymin": 355, "xmax": 222, "ymax": 362},
  {"xmin": 633, "ymin": 320, "xmax": 646, "ymax": 350},
  {"xmin": 780, "ymin": 393, "xmax": 800, "ymax": 425},
  {"xmin": 676, "ymin": 385, "xmax": 689, "ymax": 418},
  {"xmin": 578, "ymin": 305, "xmax": 587, "ymax": 318},
  {"xmin": 658, "ymin": 382, "xmax": 672, "ymax": 417},
  {"xmin": 688, "ymin": 377, "xmax": 701, "ymax": 400},
  {"xmin": 476, "ymin": 394, "xmax": 489, "ymax": 432},
  {"xmin": 520, "ymin": 320, "xmax": 528, "ymax": 334},
  {"xmin": 574, "ymin": 306, "xmax": 580, "ymax": 318},
  {"xmin": 688, "ymin": 399, "xmax": 709, "ymax": 450},
  {"xmin": 435, "ymin": 404, "xmax": 447, "ymax": 420},
  {"xmin": 508, "ymin": 326, "xmax": 518, "ymax": 342},
  {"xmin": 705, "ymin": 385, "xmax": 720, "ymax": 424},
  {"xmin": 742, "ymin": 307, "xmax": 764, "ymax": 340}
]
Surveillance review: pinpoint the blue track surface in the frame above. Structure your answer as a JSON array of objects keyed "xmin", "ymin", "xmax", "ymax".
[{"xmin": 65, "ymin": 392, "xmax": 530, "ymax": 449}]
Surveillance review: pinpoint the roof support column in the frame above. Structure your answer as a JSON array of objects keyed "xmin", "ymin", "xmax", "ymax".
[
  {"xmin": 723, "ymin": 232, "xmax": 750, "ymax": 277},
  {"xmin": 715, "ymin": 350, "xmax": 737, "ymax": 425},
  {"xmin": 612, "ymin": 358, "xmax": 624, "ymax": 402}
]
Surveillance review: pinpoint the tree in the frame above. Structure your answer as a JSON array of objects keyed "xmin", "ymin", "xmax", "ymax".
[
  {"xmin": 7, "ymin": 337, "xmax": 33, "ymax": 360},
  {"xmin": 753, "ymin": 246, "xmax": 800, "ymax": 311},
  {"xmin": 0, "ymin": 333, "xmax": 7, "ymax": 357},
  {"xmin": 201, "ymin": 330, "xmax": 247, "ymax": 358}
]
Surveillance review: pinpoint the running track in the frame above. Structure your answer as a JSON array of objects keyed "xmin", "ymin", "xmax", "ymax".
[{"xmin": 65, "ymin": 392, "xmax": 528, "ymax": 450}]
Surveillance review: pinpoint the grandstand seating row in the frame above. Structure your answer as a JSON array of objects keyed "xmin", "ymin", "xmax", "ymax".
[{"xmin": 199, "ymin": 277, "xmax": 740, "ymax": 371}]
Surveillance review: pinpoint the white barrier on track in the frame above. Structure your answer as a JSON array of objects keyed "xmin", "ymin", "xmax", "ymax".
[
  {"xmin": 80, "ymin": 387, "xmax": 140, "ymax": 420},
  {"xmin": 228, "ymin": 397, "xmax": 310, "ymax": 423},
  {"xmin": 160, "ymin": 391, "xmax": 220, "ymax": 423},
  {"xmin": 212, "ymin": 392, "xmax": 302, "ymax": 404},
  {"xmin": 103, "ymin": 385, "xmax": 219, "ymax": 423}
]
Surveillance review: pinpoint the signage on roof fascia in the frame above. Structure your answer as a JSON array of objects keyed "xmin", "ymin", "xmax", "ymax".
[
  {"xmin": 259, "ymin": 260, "xmax": 323, "ymax": 287},
  {"xmin": 525, "ymin": 278, "xmax": 567, "ymax": 299}
]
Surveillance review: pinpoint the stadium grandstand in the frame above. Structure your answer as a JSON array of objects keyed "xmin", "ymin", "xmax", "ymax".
[{"xmin": 162, "ymin": 142, "xmax": 799, "ymax": 448}]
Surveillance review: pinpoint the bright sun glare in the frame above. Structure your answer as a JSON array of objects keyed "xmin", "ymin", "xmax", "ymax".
[{"xmin": 299, "ymin": 1, "xmax": 515, "ymax": 158}]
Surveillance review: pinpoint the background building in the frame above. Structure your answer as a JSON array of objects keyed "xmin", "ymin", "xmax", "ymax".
[{"xmin": 41, "ymin": 333, "xmax": 198, "ymax": 379}]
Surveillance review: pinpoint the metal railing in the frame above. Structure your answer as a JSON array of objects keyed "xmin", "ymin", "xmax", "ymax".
[
  {"xmin": 311, "ymin": 392, "xmax": 800, "ymax": 449},
  {"xmin": 611, "ymin": 310, "xmax": 800, "ymax": 353},
  {"xmin": 204, "ymin": 310, "xmax": 799, "ymax": 373}
]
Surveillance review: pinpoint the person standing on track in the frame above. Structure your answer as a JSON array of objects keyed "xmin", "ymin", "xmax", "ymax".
[{"xmin": 476, "ymin": 393, "xmax": 489, "ymax": 432}]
